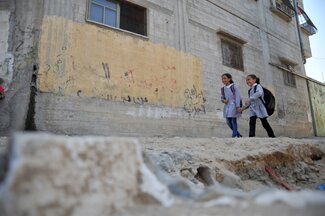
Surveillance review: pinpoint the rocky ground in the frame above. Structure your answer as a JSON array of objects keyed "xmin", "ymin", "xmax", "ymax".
[
  {"xmin": 140, "ymin": 137, "xmax": 325, "ymax": 191},
  {"xmin": 120, "ymin": 136, "xmax": 325, "ymax": 216},
  {"xmin": 0, "ymin": 134, "xmax": 324, "ymax": 216}
]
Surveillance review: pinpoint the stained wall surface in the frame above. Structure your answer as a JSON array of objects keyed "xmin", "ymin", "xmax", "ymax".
[
  {"xmin": 308, "ymin": 81, "xmax": 325, "ymax": 136},
  {"xmin": 31, "ymin": 0, "xmax": 315, "ymax": 137},
  {"xmin": 0, "ymin": 0, "xmax": 43, "ymax": 135},
  {"xmin": 1, "ymin": 0, "xmax": 318, "ymax": 137},
  {"xmin": 38, "ymin": 16, "xmax": 203, "ymax": 109}
]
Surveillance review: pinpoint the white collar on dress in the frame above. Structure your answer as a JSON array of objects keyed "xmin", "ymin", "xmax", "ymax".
[{"xmin": 225, "ymin": 83, "xmax": 234, "ymax": 88}]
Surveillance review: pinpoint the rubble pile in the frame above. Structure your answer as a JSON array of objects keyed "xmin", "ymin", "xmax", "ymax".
[
  {"xmin": 141, "ymin": 137, "xmax": 325, "ymax": 191},
  {"xmin": 0, "ymin": 134, "xmax": 324, "ymax": 216}
]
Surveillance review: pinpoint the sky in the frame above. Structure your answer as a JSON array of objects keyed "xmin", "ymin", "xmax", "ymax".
[{"xmin": 303, "ymin": 0, "xmax": 325, "ymax": 83}]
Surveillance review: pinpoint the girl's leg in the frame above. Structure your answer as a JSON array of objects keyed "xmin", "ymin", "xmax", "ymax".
[
  {"xmin": 230, "ymin": 118, "xmax": 238, "ymax": 137},
  {"xmin": 260, "ymin": 117, "xmax": 276, "ymax": 137},
  {"xmin": 249, "ymin": 116, "xmax": 257, "ymax": 137},
  {"xmin": 226, "ymin": 117, "xmax": 234, "ymax": 137},
  {"xmin": 226, "ymin": 118, "xmax": 233, "ymax": 130}
]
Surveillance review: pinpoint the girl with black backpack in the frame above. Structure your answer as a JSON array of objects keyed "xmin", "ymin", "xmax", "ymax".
[{"xmin": 244, "ymin": 74, "xmax": 275, "ymax": 137}]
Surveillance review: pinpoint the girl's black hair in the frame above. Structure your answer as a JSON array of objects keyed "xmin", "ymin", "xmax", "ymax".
[
  {"xmin": 247, "ymin": 74, "xmax": 260, "ymax": 84},
  {"xmin": 221, "ymin": 73, "xmax": 234, "ymax": 84}
]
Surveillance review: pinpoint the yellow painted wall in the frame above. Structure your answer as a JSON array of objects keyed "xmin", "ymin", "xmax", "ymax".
[
  {"xmin": 307, "ymin": 81, "xmax": 325, "ymax": 136},
  {"xmin": 38, "ymin": 16, "xmax": 203, "ymax": 109}
]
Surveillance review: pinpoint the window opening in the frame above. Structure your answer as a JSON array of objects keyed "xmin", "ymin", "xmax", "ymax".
[
  {"xmin": 89, "ymin": 0, "xmax": 147, "ymax": 36},
  {"xmin": 221, "ymin": 39, "xmax": 244, "ymax": 71},
  {"xmin": 282, "ymin": 64, "xmax": 296, "ymax": 87}
]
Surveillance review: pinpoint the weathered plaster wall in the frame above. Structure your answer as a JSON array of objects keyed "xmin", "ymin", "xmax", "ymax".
[
  {"xmin": 31, "ymin": 0, "xmax": 222, "ymax": 137},
  {"xmin": 38, "ymin": 16, "xmax": 203, "ymax": 108},
  {"xmin": 273, "ymin": 74, "xmax": 313, "ymax": 136},
  {"xmin": 0, "ymin": 8, "xmax": 12, "ymax": 87},
  {"xmin": 1, "ymin": 0, "xmax": 314, "ymax": 137},
  {"xmin": 180, "ymin": 0, "xmax": 313, "ymax": 137},
  {"xmin": 0, "ymin": 0, "xmax": 43, "ymax": 135},
  {"xmin": 35, "ymin": 93, "xmax": 224, "ymax": 137},
  {"xmin": 308, "ymin": 81, "xmax": 325, "ymax": 136},
  {"xmin": 33, "ymin": 0, "xmax": 314, "ymax": 137}
]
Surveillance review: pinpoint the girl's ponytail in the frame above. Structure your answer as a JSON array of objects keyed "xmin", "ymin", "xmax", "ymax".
[{"xmin": 256, "ymin": 77, "xmax": 260, "ymax": 84}]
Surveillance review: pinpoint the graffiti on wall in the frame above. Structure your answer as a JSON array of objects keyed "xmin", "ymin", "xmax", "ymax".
[
  {"xmin": 0, "ymin": 53, "xmax": 13, "ymax": 87},
  {"xmin": 183, "ymin": 85, "xmax": 206, "ymax": 117},
  {"xmin": 102, "ymin": 63, "xmax": 110, "ymax": 79},
  {"xmin": 122, "ymin": 95, "xmax": 148, "ymax": 105},
  {"xmin": 38, "ymin": 16, "xmax": 203, "ymax": 109},
  {"xmin": 2, "ymin": 23, "xmax": 39, "ymax": 84},
  {"xmin": 14, "ymin": 23, "xmax": 40, "ymax": 72},
  {"xmin": 45, "ymin": 46, "xmax": 67, "ymax": 75},
  {"xmin": 118, "ymin": 66, "xmax": 178, "ymax": 95}
]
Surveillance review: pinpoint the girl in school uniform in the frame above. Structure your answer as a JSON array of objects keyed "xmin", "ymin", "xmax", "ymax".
[
  {"xmin": 245, "ymin": 74, "xmax": 275, "ymax": 137},
  {"xmin": 221, "ymin": 73, "xmax": 242, "ymax": 138}
]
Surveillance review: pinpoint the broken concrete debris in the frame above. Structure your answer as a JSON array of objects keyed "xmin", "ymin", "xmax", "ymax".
[{"xmin": 0, "ymin": 134, "xmax": 324, "ymax": 216}]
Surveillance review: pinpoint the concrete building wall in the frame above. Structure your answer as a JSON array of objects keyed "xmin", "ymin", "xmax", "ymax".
[
  {"xmin": 0, "ymin": 2, "xmax": 11, "ymax": 132},
  {"xmin": 1, "ymin": 0, "xmax": 316, "ymax": 137},
  {"xmin": 0, "ymin": 5, "xmax": 11, "ymax": 86},
  {"xmin": 308, "ymin": 81, "xmax": 325, "ymax": 136},
  {"xmin": 38, "ymin": 16, "xmax": 203, "ymax": 108},
  {"xmin": 0, "ymin": 0, "xmax": 43, "ymax": 135}
]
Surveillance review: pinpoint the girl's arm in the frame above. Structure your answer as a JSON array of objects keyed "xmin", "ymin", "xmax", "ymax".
[
  {"xmin": 249, "ymin": 84, "xmax": 263, "ymax": 100},
  {"xmin": 234, "ymin": 85, "xmax": 241, "ymax": 108}
]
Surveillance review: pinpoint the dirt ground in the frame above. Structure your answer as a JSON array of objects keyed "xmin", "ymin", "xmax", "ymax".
[
  {"xmin": 112, "ymin": 203, "xmax": 325, "ymax": 216},
  {"xmin": 108, "ymin": 136, "xmax": 325, "ymax": 216},
  {"xmin": 140, "ymin": 137, "xmax": 325, "ymax": 191},
  {"xmin": 1, "ymin": 136, "xmax": 325, "ymax": 216}
]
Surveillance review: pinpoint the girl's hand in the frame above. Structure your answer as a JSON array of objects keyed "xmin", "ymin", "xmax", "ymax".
[
  {"xmin": 223, "ymin": 99, "xmax": 228, "ymax": 104},
  {"xmin": 236, "ymin": 107, "xmax": 242, "ymax": 113},
  {"xmin": 245, "ymin": 99, "xmax": 250, "ymax": 106}
]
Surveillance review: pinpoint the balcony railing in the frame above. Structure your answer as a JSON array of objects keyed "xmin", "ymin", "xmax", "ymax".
[
  {"xmin": 300, "ymin": 23, "xmax": 317, "ymax": 35},
  {"xmin": 275, "ymin": 0, "xmax": 295, "ymax": 18},
  {"xmin": 298, "ymin": 6, "xmax": 317, "ymax": 35}
]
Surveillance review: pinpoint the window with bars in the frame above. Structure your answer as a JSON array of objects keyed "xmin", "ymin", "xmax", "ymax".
[
  {"xmin": 283, "ymin": 64, "xmax": 296, "ymax": 87},
  {"xmin": 89, "ymin": 0, "xmax": 147, "ymax": 36},
  {"xmin": 221, "ymin": 39, "xmax": 244, "ymax": 71}
]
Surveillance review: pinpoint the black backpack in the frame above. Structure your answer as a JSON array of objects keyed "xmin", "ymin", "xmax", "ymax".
[{"xmin": 251, "ymin": 85, "xmax": 275, "ymax": 116}]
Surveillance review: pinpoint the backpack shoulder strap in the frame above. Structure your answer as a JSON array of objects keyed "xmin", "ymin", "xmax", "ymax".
[
  {"xmin": 256, "ymin": 84, "xmax": 266, "ymax": 104},
  {"xmin": 230, "ymin": 84, "xmax": 234, "ymax": 92},
  {"xmin": 221, "ymin": 87, "xmax": 225, "ymax": 99},
  {"xmin": 223, "ymin": 84, "xmax": 239, "ymax": 99},
  {"xmin": 250, "ymin": 84, "xmax": 264, "ymax": 102},
  {"xmin": 248, "ymin": 85, "xmax": 256, "ymax": 96},
  {"xmin": 230, "ymin": 84, "xmax": 236, "ymax": 95}
]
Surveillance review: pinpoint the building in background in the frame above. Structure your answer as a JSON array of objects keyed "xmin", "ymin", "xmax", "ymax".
[{"xmin": 0, "ymin": 0, "xmax": 324, "ymax": 137}]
